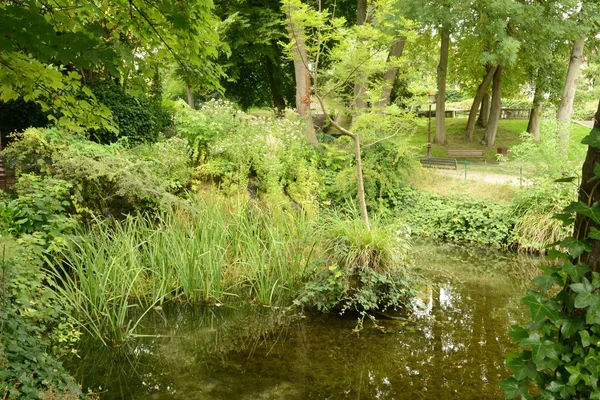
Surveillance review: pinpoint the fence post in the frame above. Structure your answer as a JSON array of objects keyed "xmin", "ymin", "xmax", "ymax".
[
  {"xmin": 520, "ymin": 166, "xmax": 522, "ymax": 187},
  {"xmin": 464, "ymin": 161, "xmax": 467, "ymax": 181}
]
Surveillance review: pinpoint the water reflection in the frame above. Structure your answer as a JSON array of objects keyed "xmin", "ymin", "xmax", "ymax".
[{"xmin": 66, "ymin": 241, "xmax": 538, "ymax": 399}]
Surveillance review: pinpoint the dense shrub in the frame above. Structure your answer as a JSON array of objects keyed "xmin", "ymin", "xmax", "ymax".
[
  {"xmin": 398, "ymin": 189, "xmax": 515, "ymax": 247},
  {"xmin": 3, "ymin": 128, "xmax": 191, "ymax": 216},
  {"xmin": 174, "ymin": 100, "xmax": 320, "ymax": 210},
  {"xmin": 88, "ymin": 80, "xmax": 171, "ymax": 145},
  {"xmin": 0, "ymin": 238, "xmax": 82, "ymax": 399}
]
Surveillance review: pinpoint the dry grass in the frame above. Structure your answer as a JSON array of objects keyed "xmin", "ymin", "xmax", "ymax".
[{"xmin": 407, "ymin": 167, "xmax": 519, "ymax": 203}]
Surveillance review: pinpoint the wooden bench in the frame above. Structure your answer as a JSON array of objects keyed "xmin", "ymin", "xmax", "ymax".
[
  {"xmin": 447, "ymin": 149, "xmax": 484, "ymax": 158},
  {"xmin": 420, "ymin": 157, "xmax": 458, "ymax": 171}
]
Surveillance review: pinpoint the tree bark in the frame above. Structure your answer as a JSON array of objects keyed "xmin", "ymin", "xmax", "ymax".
[
  {"xmin": 575, "ymin": 99, "xmax": 600, "ymax": 270},
  {"xmin": 265, "ymin": 56, "xmax": 286, "ymax": 116},
  {"xmin": 482, "ymin": 65, "xmax": 502, "ymax": 147},
  {"xmin": 465, "ymin": 65, "xmax": 497, "ymax": 140},
  {"xmin": 354, "ymin": 0, "xmax": 368, "ymax": 110},
  {"xmin": 557, "ymin": 37, "xmax": 586, "ymax": 121},
  {"xmin": 435, "ymin": 28, "xmax": 450, "ymax": 144},
  {"xmin": 557, "ymin": 37, "xmax": 586, "ymax": 150},
  {"xmin": 285, "ymin": 7, "xmax": 319, "ymax": 146},
  {"xmin": 477, "ymin": 93, "xmax": 491, "ymax": 127},
  {"xmin": 527, "ymin": 85, "xmax": 543, "ymax": 142},
  {"xmin": 186, "ymin": 84, "xmax": 194, "ymax": 110},
  {"xmin": 374, "ymin": 37, "xmax": 406, "ymax": 109}
]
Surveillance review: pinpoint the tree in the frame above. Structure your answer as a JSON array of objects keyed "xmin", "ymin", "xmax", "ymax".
[{"xmin": 0, "ymin": 0, "xmax": 221, "ymax": 131}]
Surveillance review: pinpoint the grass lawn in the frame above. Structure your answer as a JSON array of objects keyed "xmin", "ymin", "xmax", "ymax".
[{"xmin": 409, "ymin": 117, "xmax": 590, "ymax": 163}]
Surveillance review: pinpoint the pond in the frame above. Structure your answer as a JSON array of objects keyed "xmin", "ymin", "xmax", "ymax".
[{"xmin": 65, "ymin": 240, "xmax": 540, "ymax": 399}]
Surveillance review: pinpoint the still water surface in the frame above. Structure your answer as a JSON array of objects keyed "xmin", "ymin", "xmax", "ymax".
[{"xmin": 66, "ymin": 240, "xmax": 540, "ymax": 399}]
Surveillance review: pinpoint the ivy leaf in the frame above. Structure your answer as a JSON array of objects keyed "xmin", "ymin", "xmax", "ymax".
[
  {"xmin": 546, "ymin": 250, "xmax": 568, "ymax": 261},
  {"xmin": 522, "ymin": 291, "xmax": 560, "ymax": 323},
  {"xmin": 563, "ymin": 201, "xmax": 600, "ymax": 225},
  {"xmin": 592, "ymin": 272, "xmax": 600, "ymax": 289},
  {"xmin": 589, "ymin": 227, "xmax": 600, "ymax": 240},
  {"xmin": 552, "ymin": 213, "xmax": 575, "ymax": 226},
  {"xmin": 554, "ymin": 176, "xmax": 576, "ymax": 183},
  {"xmin": 563, "ymin": 261, "xmax": 591, "ymax": 284},
  {"xmin": 582, "ymin": 128, "xmax": 600, "ymax": 148},
  {"xmin": 508, "ymin": 325, "xmax": 530, "ymax": 343},
  {"xmin": 532, "ymin": 275, "xmax": 556, "ymax": 292},
  {"xmin": 560, "ymin": 237, "xmax": 592, "ymax": 258},
  {"xmin": 559, "ymin": 316, "xmax": 586, "ymax": 339},
  {"xmin": 499, "ymin": 377, "xmax": 532, "ymax": 400},
  {"xmin": 580, "ymin": 330, "xmax": 592, "ymax": 347},
  {"xmin": 571, "ymin": 279, "xmax": 599, "ymax": 308},
  {"xmin": 507, "ymin": 353, "xmax": 537, "ymax": 381},
  {"xmin": 521, "ymin": 333, "xmax": 559, "ymax": 365},
  {"xmin": 566, "ymin": 364, "xmax": 582, "ymax": 386}
]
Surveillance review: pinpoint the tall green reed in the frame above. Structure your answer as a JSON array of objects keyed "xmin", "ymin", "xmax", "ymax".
[{"xmin": 50, "ymin": 194, "xmax": 319, "ymax": 345}]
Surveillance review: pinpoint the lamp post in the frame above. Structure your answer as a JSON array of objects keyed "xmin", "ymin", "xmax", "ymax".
[{"xmin": 427, "ymin": 91, "xmax": 436, "ymax": 158}]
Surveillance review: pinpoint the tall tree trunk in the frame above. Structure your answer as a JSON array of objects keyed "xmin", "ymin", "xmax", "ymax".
[
  {"xmin": 557, "ymin": 38, "xmax": 586, "ymax": 121},
  {"xmin": 354, "ymin": 0, "xmax": 368, "ymax": 110},
  {"xmin": 575, "ymin": 99, "xmax": 600, "ymax": 270},
  {"xmin": 374, "ymin": 37, "xmax": 406, "ymax": 108},
  {"xmin": 557, "ymin": 37, "xmax": 586, "ymax": 149},
  {"xmin": 435, "ymin": 28, "xmax": 450, "ymax": 144},
  {"xmin": 465, "ymin": 65, "xmax": 497, "ymax": 140},
  {"xmin": 265, "ymin": 56, "xmax": 286, "ymax": 116},
  {"xmin": 285, "ymin": 7, "xmax": 319, "ymax": 146},
  {"xmin": 482, "ymin": 65, "xmax": 502, "ymax": 147},
  {"xmin": 527, "ymin": 85, "xmax": 544, "ymax": 142},
  {"xmin": 186, "ymin": 84, "xmax": 194, "ymax": 110},
  {"xmin": 477, "ymin": 93, "xmax": 491, "ymax": 127}
]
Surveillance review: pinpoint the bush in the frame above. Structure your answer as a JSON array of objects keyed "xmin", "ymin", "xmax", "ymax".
[
  {"xmin": 3, "ymin": 128, "xmax": 190, "ymax": 217},
  {"xmin": 174, "ymin": 100, "xmax": 320, "ymax": 210},
  {"xmin": 398, "ymin": 190, "xmax": 515, "ymax": 247},
  {"xmin": 88, "ymin": 80, "xmax": 171, "ymax": 145},
  {"xmin": 0, "ymin": 237, "xmax": 82, "ymax": 399},
  {"xmin": 296, "ymin": 218, "xmax": 415, "ymax": 326}
]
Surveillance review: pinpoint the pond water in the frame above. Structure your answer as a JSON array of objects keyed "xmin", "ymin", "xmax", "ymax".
[{"xmin": 65, "ymin": 240, "xmax": 540, "ymax": 399}]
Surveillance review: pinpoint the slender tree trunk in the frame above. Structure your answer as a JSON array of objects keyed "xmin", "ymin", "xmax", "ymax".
[
  {"xmin": 375, "ymin": 37, "xmax": 406, "ymax": 108},
  {"xmin": 465, "ymin": 65, "xmax": 497, "ymax": 140},
  {"xmin": 186, "ymin": 84, "xmax": 194, "ymax": 109},
  {"xmin": 354, "ymin": 0, "xmax": 368, "ymax": 110},
  {"xmin": 435, "ymin": 28, "xmax": 450, "ymax": 144},
  {"xmin": 314, "ymin": 93, "xmax": 370, "ymax": 230},
  {"xmin": 265, "ymin": 56, "xmax": 286, "ymax": 116},
  {"xmin": 575, "ymin": 99, "xmax": 600, "ymax": 270},
  {"xmin": 477, "ymin": 93, "xmax": 491, "ymax": 127},
  {"xmin": 557, "ymin": 37, "xmax": 586, "ymax": 150},
  {"xmin": 527, "ymin": 86, "xmax": 544, "ymax": 142},
  {"xmin": 353, "ymin": 134, "xmax": 370, "ymax": 230},
  {"xmin": 482, "ymin": 65, "xmax": 502, "ymax": 147},
  {"xmin": 285, "ymin": 7, "xmax": 319, "ymax": 146}
]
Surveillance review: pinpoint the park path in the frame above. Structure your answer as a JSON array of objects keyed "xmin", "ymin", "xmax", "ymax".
[{"xmin": 432, "ymin": 168, "xmax": 528, "ymax": 186}]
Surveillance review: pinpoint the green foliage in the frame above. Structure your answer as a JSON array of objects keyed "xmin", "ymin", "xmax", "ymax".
[
  {"xmin": 398, "ymin": 189, "xmax": 515, "ymax": 247},
  {"xmin": 49, "ymin": 194, "xmax": 318, "ymax": 345},
  {"xmin": 0, "ymin": 238, "xmax": 82, "ymax": 399},
  {"xmin": 319, "ymin": 109, "xmax": 418, "ymax": 212},
  {"xmin": 0, "ymin": 174, "xmax": 77, "ymax": 252},
  {"xmin": 0, "ymin": 0, "xmax": 222, "ymax": 132},
  {"xmin": 3, "ymin": 128, "xmax": 191, "ymax": 217},
  {"xmin": 296, "ymin": 218, "xmax": 415, "ymax": 326},
  {"xmin": 88, "ymin": 80, "xmax": 171, "ymax": 145},
  {"xmin": 174, "ymin": 100, "xmax": 319, "ymax": 209}
]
